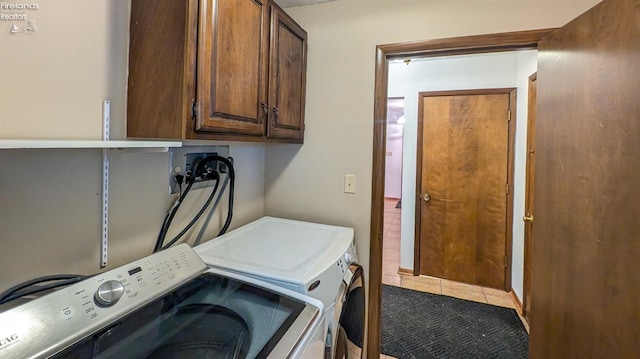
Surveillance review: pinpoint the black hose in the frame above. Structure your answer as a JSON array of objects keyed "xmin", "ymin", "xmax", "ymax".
[
  {"xmin": 0, "ymin": 275, "xmax": 87, "ymax": 305},
  {"xmin": 187, "ymin": 155, "xmax": 235, "ymax": 237},
  {"xmin": 193, "ymin": 171, "xmax": 231, "ymax": 246},
  {"xmin": 210, "ymin": 156, "xmax": 235, "ymax": 237},
  {"xmin": 154, "ymin": 178, "xmax": 196, "ymax": 252},
  {"xmin": 154, "ymin": 155, "xmax": 234, "ymax": 251},
  {"xmin": 161, "ymin": 172, "xmax": 220, "ymax": 250}
]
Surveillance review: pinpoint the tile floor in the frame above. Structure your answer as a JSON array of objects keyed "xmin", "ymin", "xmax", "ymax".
[
  {"xmin": 382, "ymin": 198, "xmax": 403, "ymax": 287},
  {"xmin": 379, "ymin": 198, "xmax": 529, "ymax": 358}
]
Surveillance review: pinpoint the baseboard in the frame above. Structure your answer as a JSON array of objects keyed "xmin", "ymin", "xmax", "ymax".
[
  {"xmin": 398, "ymin": 267, "xmax": 414, "ymax": 275},
  {"xmin": 510, "ymin": 290, "xmax": 524, "ymax": 316}
]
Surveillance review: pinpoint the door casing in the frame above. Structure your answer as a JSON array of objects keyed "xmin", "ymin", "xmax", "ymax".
[
  {"xmin": 522, "ymin": 72, "xmax": 537, "ymax": 320},
  {"xmin": 368, "ymin": 29, "xmax": 555, "ymax": 358}
]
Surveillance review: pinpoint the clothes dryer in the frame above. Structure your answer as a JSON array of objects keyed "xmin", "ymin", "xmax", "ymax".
[{"xmin": 194, "ymin": 216, "xmax": 365, "ymax": 358}]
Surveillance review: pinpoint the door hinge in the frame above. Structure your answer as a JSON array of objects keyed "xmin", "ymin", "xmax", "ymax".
[
  {"xmin": 507, "ymin": 110, "xmax": 511, "ymax": 121},
  {"xmin": 505, "ymin": 184, "xmax": 509, "ymax": 195},
  {"xmin": 191, "ymin": 100, "xmax": 197, "ymax": 120},
  {"xmin": 504, "ymin": 255, "xmax": 508, "ymax": 268}
]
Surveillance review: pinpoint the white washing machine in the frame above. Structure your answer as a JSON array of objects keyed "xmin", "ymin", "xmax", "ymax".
[
  {"xmin": 194, "ymin": 216, "xmax": 365, "ymax": 358},
  {"xmin": 0, "ymin": 244, "xmax": 325, "ymax": 359}
]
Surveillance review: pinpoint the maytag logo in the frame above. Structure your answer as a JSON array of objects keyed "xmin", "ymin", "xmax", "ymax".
[{"xmin": 0, "ymin": 334, "xmax": 19, "ymax": 349}]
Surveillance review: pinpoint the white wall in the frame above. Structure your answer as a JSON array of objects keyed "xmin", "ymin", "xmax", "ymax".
[
  {"xmin": 0, "ymin": 1, "xmax": 265, "ymax": 292},
  {"xmin": 388, "ymin": 50, "xmax": 537, "ymax": 297},
  {"xmin": 0, "ymin": 0, "xmax": 127, "ymax": 140},
  {"xmin": 267, "ymin": 0, "xmax": 599, "ymax": 300},
  {"xmin": 0, "ymin": 144, "xmax": 265, "ymax": 292},
  {"xmin": 384, "ymin": 120, "xmax": 403, "ymax": 199},
  {"xmin": 385, "ymin": 98, "xmax": 404, "ymax": 199}
]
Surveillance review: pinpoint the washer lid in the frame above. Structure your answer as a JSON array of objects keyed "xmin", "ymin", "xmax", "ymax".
[{"xmin": 194, "ymin": 217, "xmax": 354, "ymax": 282}]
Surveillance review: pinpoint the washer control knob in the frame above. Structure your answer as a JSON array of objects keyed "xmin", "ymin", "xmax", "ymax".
[
  {"xmin": 94, "ymin": 280, "xmax": 125, "ymax": 307},
  {"xmin": 344, "ymin": 252, "xmax": 356, "ymax": 264}
]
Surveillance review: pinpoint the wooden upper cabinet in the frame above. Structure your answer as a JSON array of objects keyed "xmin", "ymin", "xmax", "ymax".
[
  {"xmin": 126, "ymin": 0, "xmax": 307, "ymax": 143},
  {"xmin": 267, "ymin": 4, "xmax": 307, "ymax": 142},
  {"xmin": 127, "ymin": 0, "xmax": 197, "ymax": 140},
  {"xmin": 196, "ymin": 0, "xmax": 269, "ymax": 136}
]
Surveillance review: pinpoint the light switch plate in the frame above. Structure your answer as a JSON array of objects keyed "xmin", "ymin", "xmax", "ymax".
[{"xmin": 344, "ymin": 174, "xmax": 356, "ymax": 194}]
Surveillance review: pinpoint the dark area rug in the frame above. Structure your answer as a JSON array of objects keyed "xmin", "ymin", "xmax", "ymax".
[
  {"xmin": 396, "ymin": 200, "xmax": 402, "ymax": 209},
  {"xmin": 381, "ymin": 284, "xmax": 528, "ymax": 359}
]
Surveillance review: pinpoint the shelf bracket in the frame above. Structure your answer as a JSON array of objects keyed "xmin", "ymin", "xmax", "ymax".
[{"xmin": 101, "ymin": 100, "xmax": 110, "ymax": 268}]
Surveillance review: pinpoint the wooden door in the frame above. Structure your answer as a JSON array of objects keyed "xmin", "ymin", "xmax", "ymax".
[
  {"xmin": 417, "ymin": 90, "xmax": 515, "ymax": 290},
  {"xmin": 530, "ymin": 0, "xmax": 640, "ymax": 357},
  {"xmin": 267, "ymin": 4, "xmax": 307, "ymax": 142},
  {"xmin": 522, "ymin": 73, "xmax": 536, "ymax": 320},
  {"xmin": 196, "ymin": 0, "xmax": 269, "ymax": 136}
]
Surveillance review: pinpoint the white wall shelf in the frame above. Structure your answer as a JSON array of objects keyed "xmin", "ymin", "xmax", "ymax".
[{"xmin": 0, "ymin": 140, "xmax": 182, "ymax": 150}]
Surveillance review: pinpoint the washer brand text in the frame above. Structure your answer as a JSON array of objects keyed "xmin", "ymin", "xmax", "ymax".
[{"xmin": 0, "ymin": 334, "xmax": 19, "ymax": 349}]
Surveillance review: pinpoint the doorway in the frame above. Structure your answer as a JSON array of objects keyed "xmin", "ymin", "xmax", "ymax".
[
  {"xmin": 416, "ymin": 89, "xmax": 516, "ymax": 290},
  {"xmin": 367, "ymin": 29, "xmax": 554, "ymax": 357},
  {"xmin": 382, "ymin": 97, "xmax": 404, "ymax": 287}
]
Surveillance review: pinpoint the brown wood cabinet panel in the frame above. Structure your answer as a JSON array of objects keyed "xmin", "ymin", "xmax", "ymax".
[
  {"xmin": 127, "ymin": 0, "xmax": 307, "ymax": 143},
  {"xmin": 267, "ymin": 4, "xmax": 307, "ymax": 142},
  {"xmin": 196, "ymin": 0, "xmax": 268, "ymax": 135},
  {"xmin": 127, "ymin": 0, "xmax": 197, "ymax": 140}
]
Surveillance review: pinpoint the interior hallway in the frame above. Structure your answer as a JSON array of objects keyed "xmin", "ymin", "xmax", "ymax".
[{"xmin": 382, "ymin": 198, "xmax": 529, "ymax": 334}]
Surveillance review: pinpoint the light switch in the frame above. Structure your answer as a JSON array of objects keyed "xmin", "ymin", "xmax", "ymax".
[{"xmin": 344, "ymin": 174, "xmax": 356, "ymax": 194}]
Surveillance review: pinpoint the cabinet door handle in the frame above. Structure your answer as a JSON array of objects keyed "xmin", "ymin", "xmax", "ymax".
[
  {"xmin": 272, "ymin": 106, "xmax": 279, "ymax": 126},
  {"xmin": 260, "ymin": 102, "xmax": 268, "ymax": 124}
]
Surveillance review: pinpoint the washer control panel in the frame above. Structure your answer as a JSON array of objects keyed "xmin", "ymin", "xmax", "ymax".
[
  {"xmin": 338, "ymin": 240, "xmax": 358, "ymax": 266},
  {"xmin": 336, "ymin": 240, "xmax": 359, "ymax": 283},
  {"xmin": 0, "ymin": 244, "xmax": 207, "ymax": 359}
]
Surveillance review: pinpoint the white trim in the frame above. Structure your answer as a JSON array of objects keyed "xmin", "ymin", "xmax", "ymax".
[{"xmin": 0, "ymin": 140, "xmax": 182, "ymax": 149}]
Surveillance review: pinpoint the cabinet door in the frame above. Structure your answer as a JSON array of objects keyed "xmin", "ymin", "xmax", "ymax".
[
  {"xmin": 267, "ymin": 5, "xmax": 307, "ymax": 142},
  {"xmin": 196, "ymin": 0, "xmax": 269, "ymax": 136}
]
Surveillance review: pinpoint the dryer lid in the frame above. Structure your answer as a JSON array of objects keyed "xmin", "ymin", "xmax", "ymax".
[{"xmin": 194, "ymin": 217, "xmax": 354, "ymax": 282}]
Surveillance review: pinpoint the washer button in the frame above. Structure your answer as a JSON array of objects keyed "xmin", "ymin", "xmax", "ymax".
[
  {"xmin": 94, "ymin": 280, "xmax": 125, "ymax": 307},
  {"xmin": 344, "ymin": 252, "xmax": 356, "ymax": 264},
  {"xmin": 60, "ymin": 306, "xmax": 75, "ymax": 320}
]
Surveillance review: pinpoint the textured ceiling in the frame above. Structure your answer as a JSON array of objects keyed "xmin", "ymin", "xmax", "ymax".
[{"xmin": 274, "ymin": 0, "xmax": 336, "ymax": 8}]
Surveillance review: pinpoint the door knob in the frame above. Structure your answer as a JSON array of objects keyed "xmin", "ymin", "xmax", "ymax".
[
  {"xmin": 423, "ymin": 193, "xmax": 431, "ymax": 202},
  {"xmin": 523, "ymin": 214, "xmax": 534, "ymax": 223}
]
